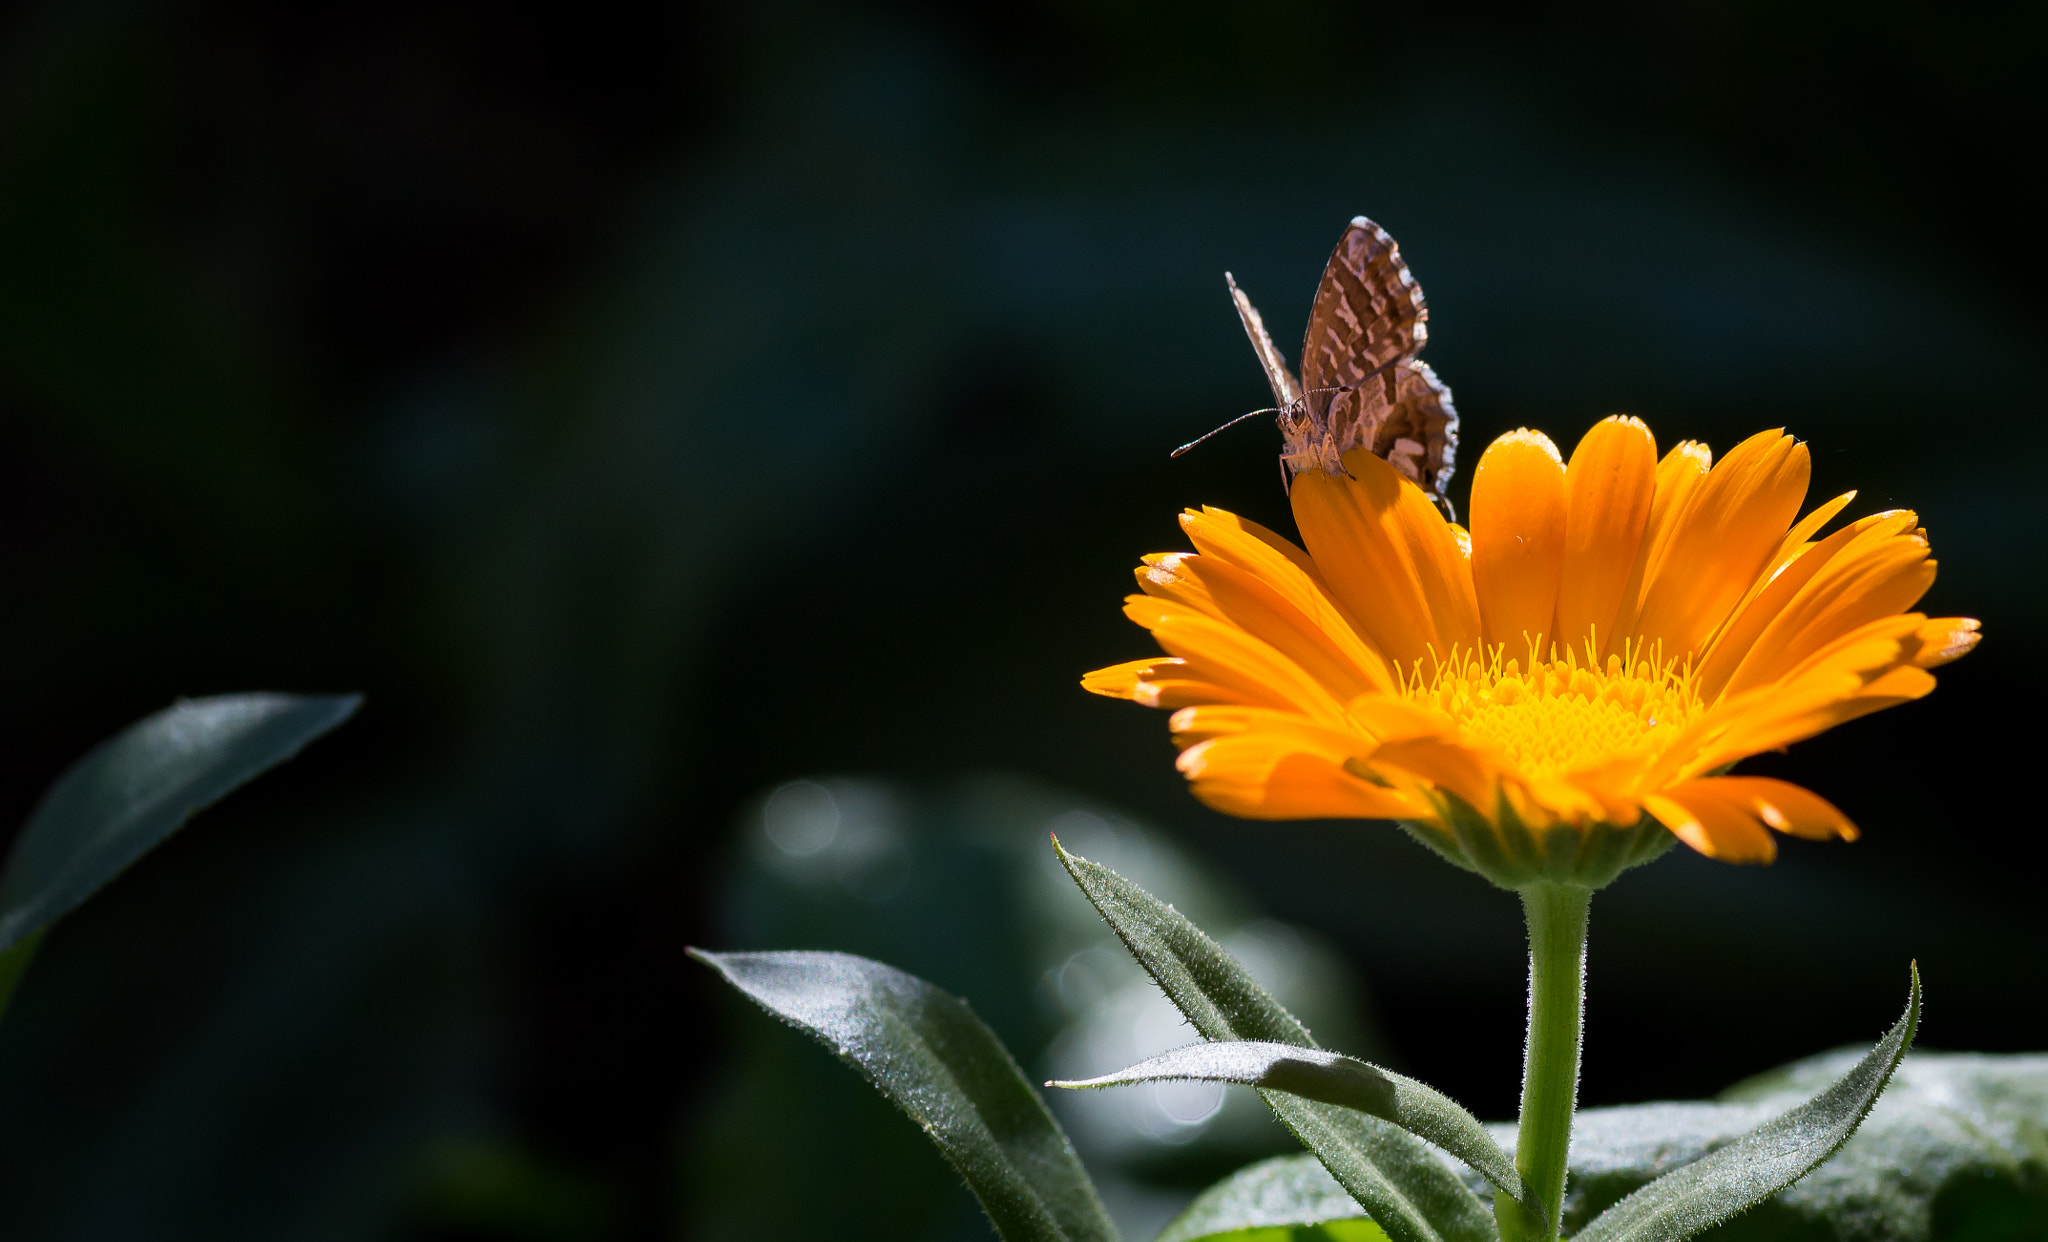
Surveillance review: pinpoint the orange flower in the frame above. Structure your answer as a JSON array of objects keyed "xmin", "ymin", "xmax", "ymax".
[{"xmin": 1085, "ymin": 418, "xmax": 1978, "ymax": 884}]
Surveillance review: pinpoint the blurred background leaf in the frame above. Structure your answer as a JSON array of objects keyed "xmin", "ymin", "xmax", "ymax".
[
  {"xmin": 0, "ymin": 1, "xmax": 2041, "ymax": 1239},
  {"xmin": 0, "ymin": 692, "xmax": 358, "ymax": 1022},
  {"xmin": 0, "ymin": 693, "xmax": 360, "ymax": 954}
]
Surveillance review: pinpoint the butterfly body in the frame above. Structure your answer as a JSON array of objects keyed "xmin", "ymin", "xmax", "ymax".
[{"xmin": 1227, "ymin": 216, "xmax": 1459, "ymax": 511}]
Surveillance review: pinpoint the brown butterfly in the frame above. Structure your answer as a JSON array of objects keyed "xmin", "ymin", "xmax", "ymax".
[{"xmin": 1195, "ymin": 216, "xmax": 1459, "ymax": 515}]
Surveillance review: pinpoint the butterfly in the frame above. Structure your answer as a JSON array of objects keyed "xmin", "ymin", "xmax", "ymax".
[{"xmin": 1199, "ymin": 216, "xmax": 1460, "ymax": 516}]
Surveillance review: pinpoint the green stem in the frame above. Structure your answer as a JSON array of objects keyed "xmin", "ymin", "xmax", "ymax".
[{"xmin": 1496, "ymin": 883, "xmax": 1591, "ymax": 1242}]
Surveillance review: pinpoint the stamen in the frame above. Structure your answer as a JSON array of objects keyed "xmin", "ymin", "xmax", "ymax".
[{"xmin": 1401, "ymin": 638, "xmax": 1704, "ymax": 779}]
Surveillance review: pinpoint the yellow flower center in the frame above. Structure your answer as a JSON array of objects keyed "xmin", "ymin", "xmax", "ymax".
[{"xmin": 1403, "ymin": 642, "xmax": 1705, "ymax": 779}]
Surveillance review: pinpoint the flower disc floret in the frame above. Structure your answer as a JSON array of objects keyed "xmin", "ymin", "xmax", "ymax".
[{"xmin": 1409, "ymin": 642, "xmax": 1702, "ymax": 782}]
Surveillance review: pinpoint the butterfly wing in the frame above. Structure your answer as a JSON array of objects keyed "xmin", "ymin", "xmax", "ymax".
[
  {"xmin": 1298, "ymin": 217, "xmax": 1428, "ymax": 396},
  {"xmin": 1287, "ymin": 217, "xmax": 1454, "ymax": 498},
  {"xmin": 1226, "ymin": 271, "xmax": 1301, "ymax": 409},
  {"xmin": 1376, "ymin": 359, "xmax": 1459, "ymax": 507}
]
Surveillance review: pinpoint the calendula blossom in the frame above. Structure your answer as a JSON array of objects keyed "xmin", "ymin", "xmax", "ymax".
[{"xmin": 1085, "ymin": 418, "xmax": 1978, "ymax": 887}]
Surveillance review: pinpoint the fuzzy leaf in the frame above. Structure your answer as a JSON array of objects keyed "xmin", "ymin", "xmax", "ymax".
[
  {"xmin": 692, "ymin": 948, "xmax": 1118, "ymax": 1242},
  {"xmin": 1052, "ymin": 837, "xmax": 1496, "ymax": 1242},
  {"xmin": 1571, "ymin": 965, "xmax": 1920, "ymax": 1242},
  {"xmin": 1052, "ymin": 1040, "xmax": 1522, "ymax": 1205},
  {"xmin": 1179, "ymin": 1228, "xmax": 1385, "ymax": 1242},
  {"xmin": 1157, "ymin": 1154, "xmax": 1390, "ymax": 1242},
  {"xmin": 0, "ymin": 693, "xmax": 362, "ymax": 955},
  {"xmin": 1173, "ymin": 1046, "xmax": 2048, "ymax": 1242}
]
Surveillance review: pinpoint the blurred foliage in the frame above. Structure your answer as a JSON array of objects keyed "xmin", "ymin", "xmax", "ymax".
[{"xmin": 0, "ymin": 1, "xmax": 2042, "ymax": 1239}]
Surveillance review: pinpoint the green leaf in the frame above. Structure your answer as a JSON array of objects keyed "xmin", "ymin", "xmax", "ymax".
[
  {"xmin": 1157, "ymin": 1154, "xmax": 1388, "ymax": 1242},
  {"xmin": 1572, "ymin": 964, "xmax": 1921, "ymax": 1242},
  {"xmin": 1171, "ymin": 1046, "xmax": 2048, "ymax": 1242},
  {"xmin": 1540, "ymin": 1047, "xmax": 2048, "ymax": 1240},
  {"xmin": 691, "ymin": 948, "xmax": 1119, "ymax": 1242},
  {"xmin": 0, "ymin": 693, "xmax": 362, "ymax": 956},
  {"xmin": 1183, "ymin": 1228, "xmax": 1386, "ymax": 1242},
  {"xmin": 1052, "ymin": 837, "xmax": 1496, "ymax": 1242},
  {"xmin": 1051, "ymin": 1040, "xmax": 1522, "ymax": 1207}
]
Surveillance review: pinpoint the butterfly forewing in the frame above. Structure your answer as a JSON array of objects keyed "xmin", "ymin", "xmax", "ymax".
[{"xmin": 1298, "ymin": 218, "xmax": 1427, "ymax": 396}]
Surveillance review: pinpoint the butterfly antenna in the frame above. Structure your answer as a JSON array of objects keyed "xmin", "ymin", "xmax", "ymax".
[{"xmin": 1171, "ymin": 407, "xmax": 1279, "ymax": 458}]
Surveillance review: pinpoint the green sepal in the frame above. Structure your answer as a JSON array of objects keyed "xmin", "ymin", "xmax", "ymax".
[
  {"xmin": 1572, "ymin": 963, "xmax": 1921, "ymax": 1242},
  {"xmin": 1052, "ymin": 836, "xmax": 1495, "ymax": 1242},
  {"xmin": 691, "ymin": 948, "xmax": 1118, "ymax": 1242},
  {"xmin": 1397, "ymin": 793, "xmax": 1673, "ymax": 893},
  {"xmin": 1051, "ymin": 1039, "xmax": 1524, "ymax": 1209}
]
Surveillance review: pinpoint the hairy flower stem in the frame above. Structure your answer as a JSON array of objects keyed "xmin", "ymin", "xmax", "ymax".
[{"xmin": 1497, "ymin": 883, "xmax": 1592, "ymax": 1242}]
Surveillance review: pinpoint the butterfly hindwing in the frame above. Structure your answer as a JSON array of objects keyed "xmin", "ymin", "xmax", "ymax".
[{"xmin": 1381, "ymin": 358, "xmax": 1458, "ymax": 501}]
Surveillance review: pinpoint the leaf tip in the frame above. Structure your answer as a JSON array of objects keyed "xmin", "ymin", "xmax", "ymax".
[{"xmin": 1049, "ymin": 832, "xmax": 1090, "ymax": 869}]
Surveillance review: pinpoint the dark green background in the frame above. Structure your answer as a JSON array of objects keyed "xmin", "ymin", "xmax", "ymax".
[{"xmin": 0, "ymin": 2, "xmax": 2040, "ymax": 1238}]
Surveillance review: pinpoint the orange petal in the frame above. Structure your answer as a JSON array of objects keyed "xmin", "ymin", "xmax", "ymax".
[
  {"xmin": 1343, "ymin": 692, "xmax": 1460, "ymax": 742},
  {"xmin": 1364, "ymin": 735, "xmax": 1500, "ymax": 813},
  {"xmin": 1609, "ymin": 440, "xmax": 1713, "ymax": 645},
  {"xmin": 1632, "ymin": 430, "xmax": 1812, "ymax": 661},
  {"xmin": 1181, "ymin": 506, "xmax": 1320, "ymax": 581},
  {"xmin": 1679, "ymin": 628, "xmax": 1935, "ymax": 774},
  {"xmin": 1168, "ymin": 704, "xmax": 1368, "ymax": 753},
  {"xmin": 1644, "ymin": 789, "xmax": 1776, "ymax": 863},
  {"xmin": 1524, "ymin": 775, "xmax": 1615, "ymax": 826},
  {"xmin": 1698, "ymin": 510, "xmax": 1918, "ymax": 699},
  {"xmin": 1134, "ymin": 675, "xmax": 1274, "ymax": 709},
  {"xmin": 1686, "ymin": 777, "xmax": 1859, "ymax": 841},
  {"xmin": 1715, "ymin": 514, "xmax": 1934, "ymax": 700},
  {"xmin": 1469, "ymin": 429, "xmax": 1568, "ymax": 654},
  {"xmin": 1909, "ymin": 617, "xmax": 1981, "ymax": 667},
  {"xmin": 1171, "ymin": 524, "xmax": 1400, "ymax": 695},
  {"xmin": 1123, "ymin": 595, "xmax": 1350, "ymax": 721},
  {"xmin": 1136, "ymin": 553, "xmax": 1214, "ymax": 611},
  {"xmin": 1696, "ymin": 489, "xmax": 1854, "ymax": 661},
  {"xmin": 1176, "ymin": 736, "xmax": 1424, "ymax": 820},
  {"xmin": 1082, "ymin": 656, "xmax": 1179, "ymax": 699},
  {"xmin": 1555, "ymin": 416, "xmax": 1657, "ymax": 659},
  {"xmin": 1752, "ymin": 491, "xmax": 1858, "ymax": 589},
  {"xmin": 1780, "ymin": 490, "xmax": 1856, "ymax": 551},
  {"xmin": 1083, "ymin": 654, "xmax": 1280, "ymax": 710},
  {"xmin": 1139, "ymin": 553, "xmax": 1388, "ymax": 700},
  {"xmin": 1290, "ymin": 450, "xmax": 1479, "ymax": 669}
]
